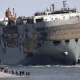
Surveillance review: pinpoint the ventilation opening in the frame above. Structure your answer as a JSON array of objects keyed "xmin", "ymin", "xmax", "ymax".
[
  {"xmin": 75, "ymin": 39, "xmax": 78, "ymax": 42},
  {"xmin": 65, "ymin": 40, "xmax": 69, "ymax": 43},
  {"xmin": 53, "ymin": 40, "xmax": 60, "ymax": 45}
]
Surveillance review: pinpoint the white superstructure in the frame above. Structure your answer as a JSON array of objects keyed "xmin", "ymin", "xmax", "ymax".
[{"xmin": 33, "ymin": 10, "xmax": 80, "ymax": 23}]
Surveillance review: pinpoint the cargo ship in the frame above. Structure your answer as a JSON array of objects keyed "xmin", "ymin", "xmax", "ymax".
[{"xmin": 0, "ymin": 1, "xmax": 80, "ymax": 65}]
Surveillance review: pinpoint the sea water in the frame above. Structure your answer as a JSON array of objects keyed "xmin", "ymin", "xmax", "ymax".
[{"xmin": 0, "ymin": 65, "xmax": 80, "ymax": 80}]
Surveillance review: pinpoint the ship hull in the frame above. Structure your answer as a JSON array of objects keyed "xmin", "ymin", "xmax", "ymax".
[
  {"xmin": 0, "ymin": 39, "xmax": 80, "ymax": 65},
  {"xmin": 32, "ymin": 39, "xmax": 80, "ymax": 65},
  {"xmin": 0, "ymin": 19, "xmax": 80, "ymax": 65}
]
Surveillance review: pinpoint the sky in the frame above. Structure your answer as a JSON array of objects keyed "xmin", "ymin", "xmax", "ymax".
[{"xmin": 0, "ymin": 0, "xmax": 80, "ymax": 18}]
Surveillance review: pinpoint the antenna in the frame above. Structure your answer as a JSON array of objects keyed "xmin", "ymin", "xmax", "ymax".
[
  {"xmin": 15, "ymin": 13, "xmax": 17, "ymax": 18},
  {"xmin": 51, "ymin": 4, "xmax": 55, "ymax": 12},
  {"xmin": 63, "ymin": 0, "xmax": 66, "ymax": 9},
  {"xmin": 13, "ymin": 8, "xmax": 15, "ymax": 17},
  {"xmin": 46, "ymin": 8, "xmax": 49, "ymax": 12},
  {"xmin": 50, "ymin": 7, "xmax": 52, "ymax": 11}
]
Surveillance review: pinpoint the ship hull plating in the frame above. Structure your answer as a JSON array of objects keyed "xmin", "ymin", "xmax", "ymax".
[
  {"xmin": 32, "ymin": 39, "xmax": 80, "ymax": 65},
  {"xmin": 1, "ymin": 19, "xmax": 80, "ymax": 65},
  {"xmin": 0, "ymin": 39, "xmax": 80, "ymax": 65}
]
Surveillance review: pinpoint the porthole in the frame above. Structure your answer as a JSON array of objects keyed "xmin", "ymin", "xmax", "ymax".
[
  {"xmin": 75, "ymin": 39, "xmax": 78, "ymax": 42},
  {"xmin": 65, "ymin": 40, "xmax": 69, "ymax": 44},
  {"xmin": 53, "ymin": 40, "xmax": 60, "ymax": 45},
  {"xmin": 52, "ymin": 18, "xmax": 53, "ymax": 20}
]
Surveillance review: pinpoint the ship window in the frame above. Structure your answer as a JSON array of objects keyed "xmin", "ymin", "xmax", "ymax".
[
  {"xmin": 54, "ymin": 11, "xmax": 61, "ymax": 14},
  {"xmin": 55, "ymin": 18, "xmax": 58, "ymax": 20},
  {"xmin": 63, "ymin": 16, "xmax": 65, "ymax": 19},
  {"xmin": 53, "ymin": 40, "xmax": 60, "ymax": 45},
  {"xmin": 36, "ymin": 18, "xmax": 43, "ymax": 23},
  {"xmin": 27, "ymin": 19, "xmax": 33, "ymax": 23},
  {"xmin": 52, "ymin": 18, "xmax": 53, "ymax": 20},
  {"xmin": 45, "ymin": 19, "xmax": 47, "ymax": 21},
  {"xmin": 37, "ymin": 43, "xmax": 41, "ymax": 47},
  {"xmin": 34, "ymin": 12, "xmax": 45, "ymax": 16},
  {"xmin": 70, "ymin": 16, "xmax": 76, "ymax": 19},
  {"xmin": 75, "ymin": 39, "xmax": 78, "ymax": 42},
  {"xmin": 76, "ymin": 16, "xmax": 79, "ymax": 19},
  {"xmin": 48, "ymin": 13, "xmax": 51, "ymax": 15},
  {"xmin": 42, "ymin": 42, "xmax": 44, "ymax": 44},
  {"xmin": 54, "ymin": 11, "xmax": 69, "ymax": 14},
  {"xmin": 65, "ymin": 40, "xmax": 69, "ymax": 43},
  {"xmin": 61, "ymin": 11, "xmax": 69, "ymax": 14}
]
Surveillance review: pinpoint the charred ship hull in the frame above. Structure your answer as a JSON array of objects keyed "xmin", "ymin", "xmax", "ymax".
[
  {"xmin": 0, "ymin": 19, "xmax": 80, "ymax": 65},
  {"xmin": 31, "ymin": 19, "xmax": 80, "ymax": 65}
]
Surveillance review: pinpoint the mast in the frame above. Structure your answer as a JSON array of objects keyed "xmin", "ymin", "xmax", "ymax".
[
  {"xmin": 51, "ymin": 4, "xmax": 55, "ymax": 12},
  {"xmin": 13, "ymin": 8, "xmax": 15, "ymax": 17},
  {"xmin": 15, "ymin": 13, "xmax": 17, "ymax": 19},
  {"xmin": 63, "ymin": 0, "xmax": 66, "ymax": 9}
]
